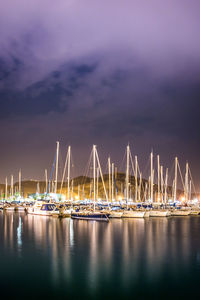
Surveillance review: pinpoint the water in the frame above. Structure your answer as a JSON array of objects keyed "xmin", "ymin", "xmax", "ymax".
[{"xmin": 0, "ymin": 212, "xmax": 200, "ymax": 299}]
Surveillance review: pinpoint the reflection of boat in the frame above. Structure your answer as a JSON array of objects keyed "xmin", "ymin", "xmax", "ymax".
[
  {"xmin": 122, "ymin": 210, "xmax": 145, "ymax": 218},
  {"xmin": 149, "ymin": 210, "xmax": 171, "ymax": 217},
  {"xmin": 171, "ymin": 210, "xmax": 190, "ymax": 216},
  {"xmin": 71, "ymin": 211, "xmax": 110, "ymax": 221}
]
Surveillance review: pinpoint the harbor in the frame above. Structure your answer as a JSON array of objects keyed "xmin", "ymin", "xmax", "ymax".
[
  {"xmin": 0, "ymin": 1, "xmax": 200, "ymax": 298},
  {"xmin": 1, "ymin": 143, "xmax": 200, "ymax": 220}
]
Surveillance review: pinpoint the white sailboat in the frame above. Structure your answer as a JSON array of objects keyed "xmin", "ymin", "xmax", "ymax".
[
  {"xmin": 122, "ymin": 145, "xmax": 146, "ymax": 218},
  {"xmin": 71, "ymin": 145, "xmax": 110, "ymax": 221}
]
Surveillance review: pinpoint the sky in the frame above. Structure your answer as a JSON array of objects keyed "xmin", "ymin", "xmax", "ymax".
[{"xmin": 0, "ymin": 0, "xmax": 200, "ymax": 188}]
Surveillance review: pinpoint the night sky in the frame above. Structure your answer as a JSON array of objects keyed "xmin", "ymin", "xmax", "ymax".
[{"xmin": 0, "ymin": 1, "xmax": 200, "ymax": 188}]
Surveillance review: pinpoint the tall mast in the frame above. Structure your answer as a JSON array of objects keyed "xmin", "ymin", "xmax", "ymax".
[
  {"xmin": 157, "ymin": 155, "xmax": 160, "ymax": 201},
  {"xmin": 54, "ymin": 141, "xmax": 59, "ymax": 194},
  {"xmin": 135, "ymin": 155, "xmax": 138, "ymax": 202},
  {"xmin": 126, "ymin": 145, "xmax": 130, "ymax": 207},
  {"xmin": 108, "ymin": 157, "xmax": 111, "ymax": 202},
  {"xmin": 95, "ymin": 147, "xmax": 109, "ymax": 203},
  {"xmin": 111, "ymin": 163, "xmax": 114, "ymax": 202},
  {"xmin": 174, "ymin": 157, "xmax": 178, "ymax": 202},
  {"xmin": 97, "ymin": 167, "xmax": 99, "ymax": 200},
  {"xmin": 185, "ymin": 162, "xmax": 189, "ymax": 202},
  {"xmin": 67, "ymin": 146, "xmax": 71, "ymax": 200},
  {"xmin": 93, "ymin": 145, "xmax": 96, "ymax": 210},
  {"xmin": 150, "ymin": 151, "xmax": 153, "ymax": 202},
  {"xmin": 160, "ymin": 165, "xmax": 163, "ymax": 203}
]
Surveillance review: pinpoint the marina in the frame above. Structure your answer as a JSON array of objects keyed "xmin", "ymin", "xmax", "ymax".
[
  {"xmin": 1, "ymin": 143, "xmax": 200, "ymax": 220},
  {"xmin": 0, "ymin": 1, "xmax": 199, "ymax": 298}
]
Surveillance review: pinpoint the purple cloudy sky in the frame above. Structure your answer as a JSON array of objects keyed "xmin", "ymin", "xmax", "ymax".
[{"xmin": 0, "ymin": 0, "xmax": 200, "ymax": 187}]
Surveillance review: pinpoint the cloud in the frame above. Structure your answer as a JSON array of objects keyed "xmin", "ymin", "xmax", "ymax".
[
  {"xmin": 0, "ymin": 0, "xmax": 200, "ymax": 186},
  {"xmin": 0, "ymin": 0, "xmax": 200, "ymax": 89}
]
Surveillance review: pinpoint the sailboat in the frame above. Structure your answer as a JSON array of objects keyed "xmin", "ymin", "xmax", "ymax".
[
  {"xmin": 148, "ymin": 153, "xmax": 170, "ymax": 217},
  {"xmin": 122, "ymin": 145, "xmax": 146, "ymax": 218},
  {"xmin": 71, "ymin": 145, "xmax": 110, "ymax": 221}
]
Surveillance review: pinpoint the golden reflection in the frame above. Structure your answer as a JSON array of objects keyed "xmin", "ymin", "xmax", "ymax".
[{"xmin": 0, "ymin": 212, "xmax": 194, "ymax": 290}]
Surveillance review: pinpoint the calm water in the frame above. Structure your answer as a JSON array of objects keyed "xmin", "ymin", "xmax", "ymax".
[{"xmin": 0, "ymin": 212, "xmax": 200, "ymax": 299}]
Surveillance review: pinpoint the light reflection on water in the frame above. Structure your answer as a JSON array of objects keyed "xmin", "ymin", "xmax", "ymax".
[{"xmin": 0, "ymin": 212, "xmax": 200, "ymax": 299}]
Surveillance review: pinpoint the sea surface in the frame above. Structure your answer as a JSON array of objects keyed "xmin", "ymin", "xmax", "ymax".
[{"xmin": 0, "ymin": 212, "xmax": 200, "ymax": 299}]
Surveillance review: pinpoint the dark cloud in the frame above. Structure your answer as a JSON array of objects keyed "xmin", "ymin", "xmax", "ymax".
[{"xmin": 0, "ymin": 0, "xmax": 200, "ymax": 189}]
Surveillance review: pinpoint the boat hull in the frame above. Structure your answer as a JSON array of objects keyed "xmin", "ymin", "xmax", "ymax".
[
  {"xmin": 189, "ymin": 210, "xmax": 200, "ymax": 215},
  {"xmin": 71, "ymin": 212, "xmax": 109, "ymax": 221},
  {"xmin": 171, "ymin": 210, "xmax": 190, "ymax": 216},
  {"xmin": 149, "ymin": 210, "xmax": 171, "ymax": 217},
  {"xmin": 122, "ymin": 211, "xmax": 145, "ymax": 218},
  {"xmin": 109, "ymin": 212, "xmax": 123, "ymax": 218},
  {"xmin": 27, "ymin": 208, "xmax": 53, "ymax": 216}
]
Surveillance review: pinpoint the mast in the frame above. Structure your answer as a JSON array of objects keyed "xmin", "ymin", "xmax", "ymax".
[
  {"xmin": 135, "ymin": 155, "xmax": 138, "ymax": 202},
  {"xmin": 174, "ymin": 157, "xmax": 178, "ymax": 202},
  {"xmin": 148, "ymin": 176, "xmax": 151, "ymax": 201},
  {"xmin": 184, "ymin": 162, "xmax": 189, "ymax": 202},
  {"xmin": 97, "ymin": 167, "xmax": 99, "ymax": 200},
  {"xmin": 150, "ymin": 151, "xmax": 153, "ymax": 202},
  {"xmin": 54, "ymin": 141, "xmax": 59, "ymax": 194},
  {"xmin": 157, "ymin": 155, "xmax": 160, "ymax": 202},
  {"xmin": 126, "ymin": 145, "xmax": 130, "ymax": 208},
  {"xmin": 111, "ymin": 163, "xmax": 114, "ymax": 202},
  {"xmin": 95, "ymin": 147, "xmax": 109, "ymax": 203},
  {"xmin": 67, "ymin": 146, "xmax": 71, "ymax": 201},
  {"xmin": 93, "ymin": 145, "xmax": 96, "ymax": 210},
  {"xmin": 160, "ymin": 165, "xmax": 163, "ymax": 203},
  {"xmin": 108, "ymin": 157, "xmax": 111, "ymax": 202},
  {"xmin": 164, "ymin": 168, "xmax": 168, "ymax": 204}
]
